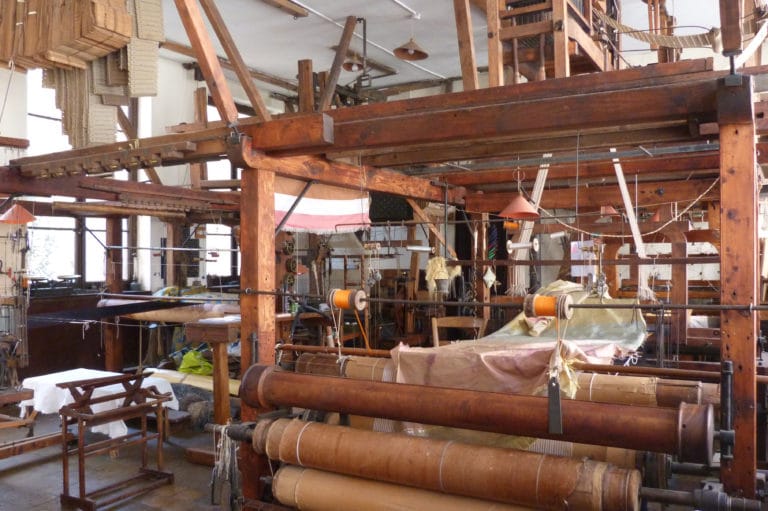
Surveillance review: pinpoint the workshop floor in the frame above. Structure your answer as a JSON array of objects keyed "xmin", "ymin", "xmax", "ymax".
[{"xmin": 0, "ymin": 410, "xmax": 228, "ymax": 511}]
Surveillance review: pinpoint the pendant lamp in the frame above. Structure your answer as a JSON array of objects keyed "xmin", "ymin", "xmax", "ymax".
[
  {"xmin": 393, "ymin": 37, "xmax": 429, "ymax": 61},
  {"xmin": 342, "ymin": 53, "xmax": 364, "ymax": 72},
  {"xmin": 600, "ymin": 205, "xmax": 619, "ymax": 217},
  {"xmin": 0, "ymin": 204, "xmax": 36, "ymax": 224},
  {"xmin": 499, "ymin": 193, "xmax": 539, "ymax": 220}
]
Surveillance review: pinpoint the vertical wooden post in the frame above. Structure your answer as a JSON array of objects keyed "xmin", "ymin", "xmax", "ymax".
[
  {"xmin": 239, "ymin": 160, "xmax": 276, "ymax": 374},
  {"xmin": 405, "ymin": 225, "xmax": 419, "ymax": 334},
  {"xmin": 486, "ymin": 0, "xmax": 504, "ymax": 88},
  {"xmin": 453, "ymin": 0, "xmax": 479, "ymax": 91},
  {"xmin": 474, "ymin": 213, "xmax": 491, "ymax": 328},
  {"xmin": 718, "ymin": 74, "xmax": 757, "ymax": 497},
  {"xmin": 552, "ymin": 0, "xmax": 570, "ymax": 78},
  {"xmin": 189, "ymin": 87, "xmax": 209, "ymax": 189},
  {"xmin": 297, "ymin": 59, "xmax": 315, "ymax": 113},
  {"xmin": 165, "ymin": 222, "xmax": 186, "ymax": 288},
  {"xmin": 237, "ymin": 152, "xmax": 276, "ymax": 502},
  {"xmin": 104, "ymin": 216, "xmax": 123, "ymax": 371},
  {"xmin": 666, "ymin": 228, "xmax": 689, "ymax": 348}
]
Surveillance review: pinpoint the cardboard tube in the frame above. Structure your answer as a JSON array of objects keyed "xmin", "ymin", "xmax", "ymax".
[
  {"xmin": 575, "ymin": 372, "xmax": 720, "ymax": 408},
  {"xmin": 262, "ymin": 419, "xmax": 641, "ymax": 511},
  {"xmin": 273, "ymin": 466, "xmax": 531, "ymax": 511}
]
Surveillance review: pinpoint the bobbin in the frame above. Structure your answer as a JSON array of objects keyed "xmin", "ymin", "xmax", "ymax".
[
  {"xmin": 328, "ymin": 288, "xmax": 367, "ymax": 312},
  {"xmin": 523, "ymin": 293, "xmax": 574, "ymax": 320},
  {"xmin": 506, "ymin": 238, "xmax": 539, "ymax": 254}
]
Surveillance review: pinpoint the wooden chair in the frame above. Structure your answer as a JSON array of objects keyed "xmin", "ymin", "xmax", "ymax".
[{"xmin": 431, "ymin": 316, "xmax": 486, "ymax": 347}]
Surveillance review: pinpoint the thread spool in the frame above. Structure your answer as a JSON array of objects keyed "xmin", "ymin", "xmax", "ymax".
[
  {"xmin": 523, "ymin": 293, "xmax": 573, "ymax": 320},
  {"xmin": 503, "ymin": 221, "xmax": 520, "ymax": 231},
  {"xmin": 328, "ymin": 288, "xmax": 367, "ymax": 312},
  {"xmin": 506, "ymin": 238, "xmax": 539, "ymax": 254}
]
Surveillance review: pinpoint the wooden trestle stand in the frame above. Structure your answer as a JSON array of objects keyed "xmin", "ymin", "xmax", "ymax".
[{"xmin": 58, "ymin": 373, "xmax": 173, "ymax": 511}]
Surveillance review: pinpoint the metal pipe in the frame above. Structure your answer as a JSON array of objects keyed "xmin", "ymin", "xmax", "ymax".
[
  {"xmin": 387, "ymin": 0, "xmax": 421, "ymax": 19},
  {"xmin": 259, "ymin": 418, "xmax": 641, "ymax": 511},
  {"xmin": 575, "ymin": 362, "xmax": 768, "ymax": 385},
  {"xmin": 241, "ymin": 365, "xmax": 714, "ymax": 463},
  {"xmin": 639, "ymin": 487, "xmax": 764, "ymax": 511},
  {"xmin": 277, "ymin": 344, "xmax": 390, "ymax": 358}
]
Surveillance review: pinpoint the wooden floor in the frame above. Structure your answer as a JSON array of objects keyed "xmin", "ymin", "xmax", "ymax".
[{"xmin": 0, "ymin": 409, "xmax": 225, "ymax": 510}]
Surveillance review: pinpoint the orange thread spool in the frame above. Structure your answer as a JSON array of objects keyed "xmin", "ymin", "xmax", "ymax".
[
  {"xmin": 328, "ymin": 289, "xmax": 367, "ymax": 312},
  {"xmin": 523, "ymin": 293, "xmax": 573, "ymax": 320}
]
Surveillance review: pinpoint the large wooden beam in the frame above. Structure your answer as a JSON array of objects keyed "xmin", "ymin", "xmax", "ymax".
[
  {"xmin": 199, "ymin": 0, "xmax": 272, "ymax": 121},
  {"xmin": 325, "ymin": 80, "xmax": 719, "ymax": 154},
  {"xmin": 11, "ymin": 113, "xmax": 333, "ymax": 178},
  {"xmin": 453, "ymin": 0, "xmax": 480, "ymax": 91},
  {"xmin": 234, "ymin": 136, "xmax": 466, "ymax": 204},
  {"xmin": 466, "ymin": 178, "xmax": 720, "ymax": 212},
  {"xmin": 318, "ymin": 16, "xmax": 357, "ymax": 111},
  {"xmin": 174, "ymin": 0, "xmax": 239, "ymax": 124},
  {"xmin": 718, "ymin": 75, "xmax": 757, "ymax": 497}
]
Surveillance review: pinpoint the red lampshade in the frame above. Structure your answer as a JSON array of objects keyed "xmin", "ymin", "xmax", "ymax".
[
  {"xmin": 0, "ymin": 204, "xmax": 36, "ymax": 224},
  {"xmin": 600, "ymin": 205, "xmax": 619, "ymax": 216},
  {"xmin": 499, "ymin": 193, "xmax": 539, "ymax": 220}
]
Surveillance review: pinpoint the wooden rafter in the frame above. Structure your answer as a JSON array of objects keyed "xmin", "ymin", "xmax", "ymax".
[
  {"xmin": 486, "ymin": 0, "xmax": 504, "ymax": 87},
  {"xmin": 318, "ymin": 16, "xmax": 358, "ymax": 111},
  {"xmin": 199, "ymin": 0, "xmax": 272, "ymax": 122},
  {"xmin": 174, "ymin": 0, "xmax": 239, "ymax": 124}
]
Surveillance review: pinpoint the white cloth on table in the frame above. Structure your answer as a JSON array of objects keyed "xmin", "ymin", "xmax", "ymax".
[{"xmin": 19, "ymin": 368, "xmax": 179, "ymax": 438}]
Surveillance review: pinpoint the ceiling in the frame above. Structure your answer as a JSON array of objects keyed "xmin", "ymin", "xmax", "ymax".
[{"xmin": 159, "ymin": 0, "xmax": 725, "ymax": 99}]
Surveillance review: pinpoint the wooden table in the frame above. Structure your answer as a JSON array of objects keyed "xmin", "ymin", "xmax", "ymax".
[{"xmin": 184, "ymin": 319, "xmax": 239, "ymax": 425}]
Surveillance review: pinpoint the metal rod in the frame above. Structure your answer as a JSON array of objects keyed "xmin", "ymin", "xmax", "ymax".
[
  {"xmin": 275, "ymin": 180, "xmax": 314, "ymax": 234},
  {"xmin": 445, "ymin": 256, "xmax": 719, "ymax": 266},
  {"xmin": 277, "ymin": 344, "xmax": 390, "ymax": 358},
  {"xmin": 575, "ymin": 362, "xmax": 768, "ymax": 384},
  {"xmin": 240, "ymin": 288, "xmax": 768, "ymax": 313},
  {"xmin": 104, "ymin": 245, "xmax": 239, "ymax": 252}
]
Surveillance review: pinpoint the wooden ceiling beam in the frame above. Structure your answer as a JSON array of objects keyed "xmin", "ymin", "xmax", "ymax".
[
  {"xmin": 199, "ymin": 0, "xmax": 272, "ymax": 121},
  {"xmin": 258, "ymin": 0, "xmax": 308, "ymax": 18},
  {"xmin": 465, "ymin": 178, "xmax": 720, "ymax": 212},
  {"xmin": 11, "ymin": 113, "xmax": 332, "ymax": 178},
  {"xmin": 319, "ymin": 80, "xmax": 719, "ymax": 155},
  {"xmin": 442, "ymin": 151, "xmax": 722, "ymax": 187},
  {"xmin": 161, "ymin": 40, "xmax": 297, "ymax": 92},
  {"xmin": 359, "ymin": 125, "xmax": 699, "ymax": 168},
  {"xmin": 233, "ymin": 136, "xmax": 466, "ymax": 204},
  {"xmin": 0, "ymin": 167, "xmax": 116, "ymax": 201}
]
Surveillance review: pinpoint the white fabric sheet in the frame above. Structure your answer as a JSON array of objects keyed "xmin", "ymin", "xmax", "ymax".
[{"xmin": 20, "ymin": 368, "xmax": 178, "ymax": 438}]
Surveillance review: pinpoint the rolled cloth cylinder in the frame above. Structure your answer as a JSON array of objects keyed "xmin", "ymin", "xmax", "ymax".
[
  {"xmin": 575, "ymin": 372, "xmax": 720, "ymax": 408},
  {"xmin": 294, "ymin": 353, "xmax": 346, "ymax": 377},
  {"xmin": 273, "ymin": 466, "xmax": 531, "ymax": 511},
  {"xmin": 260, "ymin": 418, "xmax": 641, "ymax": 511}
]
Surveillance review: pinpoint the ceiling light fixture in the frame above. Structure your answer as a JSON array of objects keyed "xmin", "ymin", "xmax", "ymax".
[
  {"xmin": 394, "ymin": 37, "xmax": 429, "ymax": 60},
  {"xmin": 342, "ymin": 53, "xmax": 364, "ymax": 72},
  {"xmin": 499, "ymin": 171, "xmax": 539, "ymax": 220}
]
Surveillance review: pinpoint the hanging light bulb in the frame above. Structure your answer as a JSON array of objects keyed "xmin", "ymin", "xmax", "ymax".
[{"xmin": 342, "ymin": 52, "xmax": 364, "ymax": 72}]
